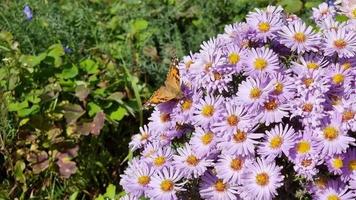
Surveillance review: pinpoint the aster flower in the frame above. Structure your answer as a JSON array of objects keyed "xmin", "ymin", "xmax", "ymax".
[
  {"xmin": 218, "ymin": 126, "xmax": 264, "ymax": 157},
  {"xmin": 316, "ymin": 115, "xmax": 355, "ymax": 156},
  {"xmin": 327, "ymin": 63, "xmax": 353, "ymax": 89},
  {"xmin": 293, "ymin": 154, "xmax": 322, "ymax": 180},
  {"xmin": 312, "ymin": 2, "xmax": 336, "ymax": 22},
  {"xmin": 341, "ymin": 148, "xmax": 356, "ymax": 182},
  {"xmin": 333, "ymin": 96, "xmax": 356, "ymax": 131},
  {"xmin": 239, "ymin": 158, "xmax": 284, "ymax": 200},
  {"xmin": 314, "ymin": 180, "xmax": 355, "ymax": 200},
  {"xmin": 258, "ymin": 123, "xmax": 296, "ymax": 161},
  {"xmin": 129, "ymin": 125, "xmax": 152, "ymax": 151},
  {"xmin": 222, "ymin": 44, "xmax": 247, "ymax": 73},
  {"xmin": 326, "ymin": 154, "xmax": 345, "ymax": 175},
  {"xmin": 193, "ymin": 95, "xmax": 223, "ymax": 127},
  {"xmin": 199, "ymin": 170, "xmax": 239, "ymax": 200},
  {"xmin": 173, "ymin": 143, "xmax": 212, "ymax": 179},
  {"xmin": 290, "ymin": 53, "xmax": 329, "ymax": 74},
  {"xmin": 289, "ymin": 130, "xmax": 320, "ymax": 160},
  {"xmin": 269, "ymin": 72, "xmax": 296, "ymax": 102},
  {"xmin": 146, "ymin": 167, "xmax": 185, "ymax": 200},
  {"xmin": 246, "ymin": 8, "xmax": 283, "ymax": 42},
  {"xmin": 119, "ymin": 194, "xmax": 139, "ymax": 200},
  {"xmin": 23, "ymin": 4, "xmax": 33, "ymax": 20},
  {"xmin": 256, "ymin": 97, "xmax": 290, "ymax": 126},
  {"xmin": 236, "ymin": 76, "xmax": 273, "ymax": 109},
  {"xmin": 147, "ymin": 146, "xmax": 174, "ymax": 170},
  {"xmin": 148, "ymin": 107, "xmax": 173, "ymax": 133},
  {"xmin": 279, "ymin": 20, "xmax": 321, "ymax": 53},
  {"xmin": 323, "ymin": 27, "xmax": 356, "ymax": 58},
  {"xmin": 244, "ymin": 47, "xmax": 280, "ymax": 77},
  {"xmin": 190, "ymin": 127, "xmax": 218, "ymax": 158},
  {"xmin": 215, "ymin": 154, "xmax": 252, "ymax": 184},
  {"xmin": 212, "ymin": 100, "xmax": 252, "ymax": 137},
  {"xmin": 293, "ymin": 68, "xmax": 330, "ymax": 95},
  {"xmin": 120, "ymin": 158, "xmax": 154, "ymax": 197}
]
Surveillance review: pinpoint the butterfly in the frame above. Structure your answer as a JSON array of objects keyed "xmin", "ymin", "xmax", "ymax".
[{"xmin": 146, "ymin": 57, "xmax": 182, "ymax": 106}]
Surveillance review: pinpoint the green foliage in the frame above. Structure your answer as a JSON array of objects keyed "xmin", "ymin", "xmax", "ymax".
[{"xmin": 0, "ymin": 0, "xmax": 318, "ymax": 199}]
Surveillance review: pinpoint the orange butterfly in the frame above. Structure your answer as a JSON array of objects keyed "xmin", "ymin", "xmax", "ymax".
[{"xmin": 146, "ymin": 57, "xmax": 182, "ymax": 106}]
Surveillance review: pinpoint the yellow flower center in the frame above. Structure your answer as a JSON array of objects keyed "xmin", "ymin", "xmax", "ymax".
[
  {"xmin": 330, "ymin": 95, "xmax": 341, "ymax": 106},
  {"xmin": 303, "ymin": 78, "xmax": 314, "ymax": 87},
  {"xmin": 307, "ymin": 62, "xmax": 319, "ymax": 70},
  {"xmin": 233, "ymin": 130, "xmax": 247, "ymax": 143},
  {"xmin": 332, "ymin": 73, "xmax": 344, "ymax": 84},
  {"xmin": 141, "ymin": 132, "xmax": 149, "ymax": 141},
  {"xmin": 270, "ymin": 136, "xmax": 283, "ymax": 149},
  {"xmin": 342, "ymin": 110, "xmax": 354, "ymax": 122},
  {"xmin": 160, "ymin": 180, "xmax": 174, "ymax": 192},
  {"xmin": 294, "ymin": 32, "xmax": 306, "ymax": 43},
  {"xmin": 201, "ymin": 132, "xmax": 214, "ymax": 145},
  {"xmin": 230, "ymin": 158, "xmax": 243, "ymax": 171},
  {"xmin": 204, "ymin": 62, "xmax": 212, "ymax": 71},
  {"xmin": 214, "ymin": 179, "xmax": 226, "ymax": 192},
  {"xmin": 160, "ymin": 113, "xmax": 171, "ymax": 122},
  {"xmin": 153, "ymin": 156, "xmax": 166, "ymax": 166},
  {"xmin": 258, "ymin": 22, "xmax": 271, "ymax": 32},
  {"xmin": 302, "ymin": 103, "xmax": 313, "ymax": 112},
  {"xmin": 296, "ymin": 140, "xmax": 311, "ymax": 154},
  {"xmin": 315, "ymin": 177, "xmax": 327, "ymax": 190},
  {"xmin": 186, "ymin": 155, "xmax": 199, "ymax": 166},
  {"xmin": 332, "ymin": 157, "xmax": 343, "ymax": 169},
  {"xmin": 228, "ymin": 53, "xmax": 240, "ymax": 64},
  {"xmin": 334, "ymin": 39, "xmax": 347, "ymax": 49},
  {"xmin": 264, "ymin": 99, "xmax": 278, "ymax": 111},
  {"xmin": 227, "ymin": 115, "xmax": 239, "ymax": 126},
  {"xmin": 327, "ymin": 194, "xmax": 340, "ymax": 200},
  {"xmin": 255, "ymin": 172, "xmax": 269, "ymax": 186},
  {"xmin": 341, "ymin": 62, "xmax": 351, "ymax": 70},
  {"xmin": 323, "ymin": 126, "xmax": 339, "ymax": 141},
  {"xmin": 181, "ymin": 99, "xmax": 193, "ymax": 111},
  {"xmin": 250, "ymin": 87, "xmax": 262, "ymax": 99},
  {"xmin": 254, "ymin": 58, "xmax": 268, "ymax": 70},
  {"xmin": 201, "ymin": 105, "xmax": 215, "ymax": 117},
  {"xmin": 349, "ymin": 160, "xmax": 356, "ymax": 171},
  {"xmin": 274, "ymin": 82, "xmax": 284, "ymax": 94},
  {"xmin": 138, "ymin": 175, "xmax": 150, "ymax": 186},
  {"xmin": 352, "ymin": 8, "xmax": 356, "ymax": 18},
  {"xmin": 213, "ymin": 72, "xmax": 222, "ymax": 81},
  {"xmin": 301, "ymin": 158, "xmax": 313, "ymax": 167}
]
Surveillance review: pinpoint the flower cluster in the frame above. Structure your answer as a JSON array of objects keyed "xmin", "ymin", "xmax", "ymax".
[{"xmin": 120, "ymin": 3, "xmax": 356, "ymax": 200}]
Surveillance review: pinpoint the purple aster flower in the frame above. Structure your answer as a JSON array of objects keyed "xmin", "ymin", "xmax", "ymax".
[
  {"xmin": 258, "ymin": 123, "xmax": 296, "ymax": 162},
  {"xmin": 215, "ymin": 153, "xmax": 252, "ymax": 184},
  {"xmin": 290, "ymin": 53, "xmax": 329, "ymax": 74},
  {"xmin": 314, "ymin": 180, "xmax": 355, "ymax": 200},
  {"xmin": 148, "ymin": 107, "xmax": 173, "ymax": 133},
  {"xmin": 341, "ymin": 148, "xmax": 356, "ymax": 182},
  {"xmin": 239, "ymin": 158, "xmax": 284, "ymax": 200},
  {"xmin": 189, "ymin": 127, "xmax": 218, "ymax": 158},
  {"xmin": 147, "ymin": 146, "xmax": 174, "ymax": 170},
  {"xmin": 119, "ymin": 194, "xmax": 139, "ymax": 200},
  {"xmin": 323, "ymin": 27, "xmax": 356, "ymax": 58},
  {"xmin": 293, "ymin": 68, "xmax": 330, "ymax": 95},
  {"xmin": 218, "ymin": 126, "xmax": 264, "ymax": 157},
  {"xmin": 236, "ymin": 76, "xmax": 273, "ymax": 109},
  {"xmin": 246, "ymin": 8, "xmax": 284, "ymax": 42},
  {"xmin": 350, "ymin": 171, "xmax": 356, "ymax": 190},
  {"xmin": 129, "ymin": 125, "xmax": 152, "ymax": 151},
  {"xmin": 256, "ymin": 97, "xmax": 290, "ymax": 126},
  {"xmin": 23, "ymin": 5, "xmax": 33, "ymax": 20},
  {"xmin": 269, "ymin": 72, "xmax": 296, "ymax": 102},
  {"xmin": 222, "ymin": 44, "xmax": 247, "ymax": 74},
  {"xmin": 212, "ymin": 100, "xmax": 252, "ymax": 137},
  {"xmin": 120, "ymin": 158, "xmax": 154, "ymax": 197},
  {"xmin": 326, "ymin": 154, "xmax": 345, "ymax": 175},
  {"xmin": 173, "ymin": 143, "xmax": 212, "ymax": 179},
  {"xmin": 333, "ymin": 96, "xmax": 356, "ymax": 131},
  {"xmin": 316, "ymin": 115, "xmax": 354, "ymax": 156},
  {"xmin": 289, "ymin": 130, "xmax": 320, "ymax": 160},
  {"xmin": 312, "ymin": 2, "xmax": 336, "ymax": 22},
  {"xmin": 327, "ymin": 63, "xmax": 353, "ymax": 89},
  {"xmin": 199, "ymin": 170, "xmax": 239, "ymax": 200},
  {"xmin": 220, "ymin": 22, "xmax": 255, "ymax": 48},
  {"xmin": 193, "ymin": 95, "xmax": 223, "ymax": 127},
  {"xmin": 244, "ymin": 47, "xmax": 280, "ymax": 77},
  {"xmin": 146, "ymin": 167, "xmax": 185, "ymax": 200},
  {"xmin": 279, "ymin": 20, "xmax": 321, "ymax": 53},
  {"xmin": 171, "ymin": 91, "xmax": 201, "ymax": 124},
  {"xmin": 293, "ymin": 154, "xmax": 322, "ymax": 180}
]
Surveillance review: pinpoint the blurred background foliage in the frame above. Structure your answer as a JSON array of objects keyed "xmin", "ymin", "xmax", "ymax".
[{"xmin": 0, "ymin": 0, "xmax": 323, "ymax": 199}]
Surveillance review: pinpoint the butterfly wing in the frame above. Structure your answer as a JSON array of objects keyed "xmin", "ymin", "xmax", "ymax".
[{"xmin": 146, "ymin": 57, "xmax": 181, "ymax": 105}]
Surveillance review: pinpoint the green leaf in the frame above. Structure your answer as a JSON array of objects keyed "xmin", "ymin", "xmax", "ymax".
[
  {"xmin": 88, "ymin": 102, "xmax": 102, "ymax": 117},
  {"xmin": 335, "ymin": 15, "xmax": 349, "ymax": 22},
  {"xmin": 47, "ymin": 44, "xmax": 65, "ymax": 67},
  {"xmin": 14, "ymin": 161, "xmax": 26, "ymax": 183},
  {"xmin": 105, "ymin": 184, "xmax": 116, "ymax": 199},
  {"xmin": 60, "ymin": 64, "xmax": 78, "ymax": 79},
  {"xmin": 278, "ymin": 0, "xmax": 303, "ymax": 13},
  {"xmin": 69, "ymin": 191, "xmax": 79, "ymax": 200},
  {"xmin": 304, "ymin": 0, "xmax": 323, "ymax": 9},
  {"xmin": 80, "ymin": 59, "xmax": 99, "ymax": 74},
  {"xmin": 20, "ymin": 53, "xmax": 47, "ymax": 68},
  {"xmin": 110, "ymin": 107, "xmax": 127, "ymax": 121},
  {"xmin": 8, "ymin": 101, "xmax": 28, "ymax": 112},
  {"xmin": 132, "ymin": 19, "xmax": 148, "ymax": 32},
  {"xmin": 26, "ymin": 94, "xmax": 41, "ymax": 104},
  {"xmin": 17, "ymin": 105, "xmax": 40, "ymax": 117},
  {"xmin": 94, "ymin": 195, "xmax": 105, "ymax": 200}
]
